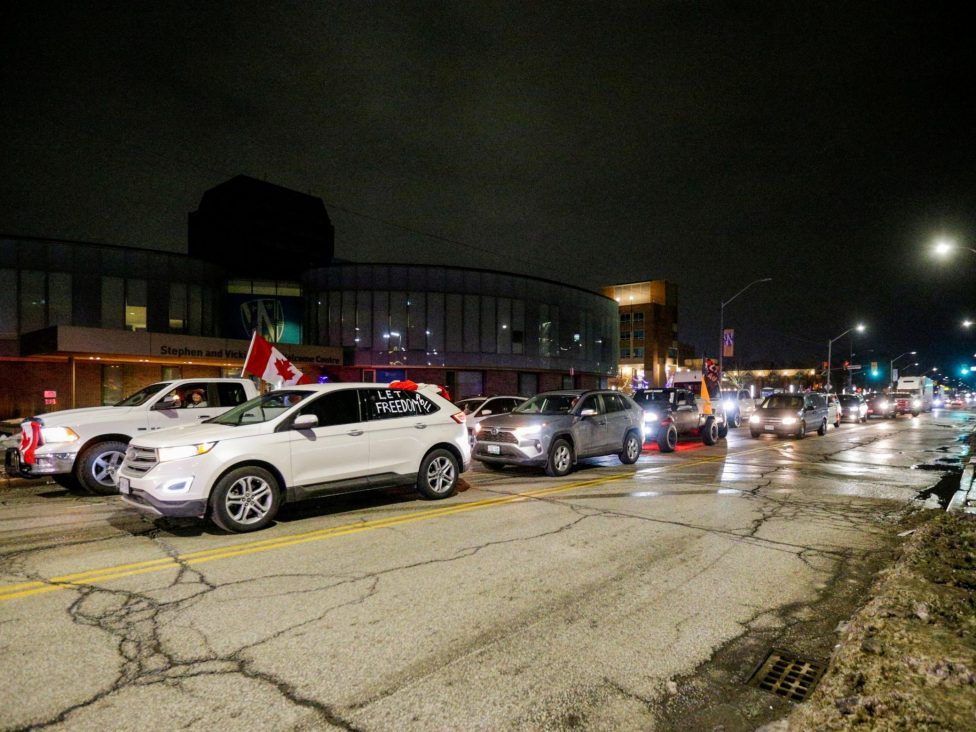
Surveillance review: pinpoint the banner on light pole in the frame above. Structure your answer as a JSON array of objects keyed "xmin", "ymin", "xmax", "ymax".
[{"xmin": 722, "ymin": 328, "xmax": 734, "ymax": 358}]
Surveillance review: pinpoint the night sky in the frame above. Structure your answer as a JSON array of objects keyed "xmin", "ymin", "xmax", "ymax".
[{"xmin": 2, "ymin": 2, "xmax": 974, "ymax": 381}]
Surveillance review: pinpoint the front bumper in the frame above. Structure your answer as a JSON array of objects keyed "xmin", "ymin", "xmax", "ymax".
[
  {"xmin": 121, "ymin": 489, "xmax": 207, "ymax": 518},
  {"xmin": 749, "ymin": 421, "xmax": 801, "ymax": 436},
  {"xmin": 472, "ymin": 437, "xmax": 548, "ymax": 466},
  {"xmin": 4, "ymin": 447, "xmax": 76, "ymax": 478}
]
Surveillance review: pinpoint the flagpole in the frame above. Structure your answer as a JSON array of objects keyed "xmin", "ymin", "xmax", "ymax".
[{"xmin": 241, "ymin": 330, "xmax": 257, "ymax": 378}]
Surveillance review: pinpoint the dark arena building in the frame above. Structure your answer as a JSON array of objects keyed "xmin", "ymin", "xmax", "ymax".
[{"xmin": 0, "ymin": 177, "xmax": 620, "ymax": 418}]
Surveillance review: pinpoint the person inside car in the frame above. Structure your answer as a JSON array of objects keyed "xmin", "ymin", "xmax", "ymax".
[{"xmin": 186, "ymin": 389, "xmax": 208, "ymax": 408}]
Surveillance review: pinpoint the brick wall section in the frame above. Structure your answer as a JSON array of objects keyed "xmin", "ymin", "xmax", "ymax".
[
  {"xmin": 539, "ymin": 372, "xmax": 564, "ymax": 392},
  {"xmin": 484, "ymin": 370, "xmax": 518, "ymax": 396}
]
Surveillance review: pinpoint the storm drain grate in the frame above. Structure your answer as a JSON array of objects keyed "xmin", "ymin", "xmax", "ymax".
[{"xmin": 748, "ymin": 649, "xmax": 826, "ymax": 702}]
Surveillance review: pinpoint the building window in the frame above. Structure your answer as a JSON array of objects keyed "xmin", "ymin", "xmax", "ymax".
[
  {"xmin": 517, "ymin": 372, "xmax": 538, "ymax": 396},
  {"xmin": 632, "ymin": 329, "xmax": 644, "ymax": 341},
  {"xmin": 169, "ymin": 283, "xmax": 187, "ymax": 330},
  {"xmin": 101, "ymin": 276, "xmax": 124, "ymax": 329},
  {"xmin": 20, "ymin": 270, "xmax": 46, "ymax": 333},
  {"xmin": 162, "ymin": 366, "xmax": 183, "ymax": 380},
  {"xmin": 632, "ymin": 312, "xmax": 644, "ymax": 323},
  {"xmin": 621, "ymin": 348, "xmax": 631, "ymax": 358},
  {"xmin": 620, "ymin": 313, "xmax": 631, "ymax": 323},
  {"xmin": 634, "ymin": 347, "xmax": 645, "ymax": 357},
  {"xmin": 125, "ymin": 279, "xmax": 147, "ymax": 331},
  {"xmin": 0, "ymin": 269, "xmax": 16, "ymax": 337},
  {"xmin": 101, "ymin": 364, "xmax": 124, "ymax": 405},
  {"xmin": 49, "ymin": 273, "xmax": 72, "ymax": 326}
]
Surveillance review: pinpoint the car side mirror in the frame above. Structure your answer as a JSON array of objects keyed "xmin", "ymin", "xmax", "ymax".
[
  {"xmin": 481, "ymin": 409, "xmax": 493, "ymax": 416},
  {"xmin": 292, "ymin": 413, "xmax": 318, "ymax": 430},
  {"xmin": 152, "ymin": 396, "xmax": 180, "ymax": 410},
  {"xmin": 579, "ymin": 408, "xmax": 598, "ymax": 418}
]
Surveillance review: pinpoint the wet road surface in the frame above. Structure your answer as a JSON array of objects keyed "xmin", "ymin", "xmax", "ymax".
[{"xmin": 1, "ymin": 409, "xmax": 973, "ymax": 730}]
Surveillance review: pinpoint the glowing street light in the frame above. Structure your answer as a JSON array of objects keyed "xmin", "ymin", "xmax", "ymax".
[
  {"xmin": 890, "ymin": 350, "xmax": 917, "ymax": 388},
  {"xmin": 827, "ymin": 323, "xmax": 866, "ymax": 391},
  {"xmin": 932, "ymin": 237, "xmax": 976, "ymax": 258}
]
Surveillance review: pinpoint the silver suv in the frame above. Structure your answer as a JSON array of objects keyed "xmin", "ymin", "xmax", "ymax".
[{"xmin": 472, "ymin": 390, "xmax": 644, "ymax": 476}]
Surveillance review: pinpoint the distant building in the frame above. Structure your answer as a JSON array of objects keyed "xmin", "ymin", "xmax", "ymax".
[
  {"xmin": 600, "ymin": 280, "xmax": 678, "ymax": 389},
  {"xmin": 0, "ymin": 178, "xmax": 619, "ymax": 418}
]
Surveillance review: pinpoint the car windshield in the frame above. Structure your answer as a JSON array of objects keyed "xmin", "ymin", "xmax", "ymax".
[
  {"xmin": 211, "ymin": 390, "xmax": 311, "ymax": 426},
  {"xmin": 763, "ymin": 395, "xmax": 803, "ymax": 410},
  {"xmin": 839, "ymin": 395, "xmax": 859, "ymax": 405},
  {"xmin": 114, "ymin": 383, "xmax": 170, "ymax": 407},
  {"xmin": 513, "ymin": 394, "xmax": 579, "ymax": 414},
  {"xmin": 635, "ymin": 390, "xmax": 671, "ymax": 404},
  {"xmin": 457, "ymin": 398, "xmax": 486, "ymax": 415},
  {"xmin": 892, "ymin": 392, "xmax": 911, "ymax": 398}
]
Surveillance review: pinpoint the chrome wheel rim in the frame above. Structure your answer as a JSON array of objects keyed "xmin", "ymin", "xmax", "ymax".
[
  {"xmin": 667, "ymin": 428, "xmax": 677, "ymax": 449},
  {"xmin": 553, "ymin": 444, "xmax": 571, "ymax": 472},
  {"xmin": 626, "ymin": 436, "xmax": 640, "ymax": 461},
  {"xmin": 225, "ymin": 476, "xmax": 273, "ymax": 524},
  {"xmin": 426, "ymin": 455, "xmax": 456, "ymax": 494},
  {"xmin": 91, "ymin": 450, "xmax": 125, "ymax": 486}
]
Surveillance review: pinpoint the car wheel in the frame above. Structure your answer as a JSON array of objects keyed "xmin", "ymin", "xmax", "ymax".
[
  {"xmin": 210, "ymin": 466, "xmax": 281, "ymax": 533},
  {"xmin": 657, "ymin": 424, "xmax": 678, "ymax": 453},
  {"xmin": 718, "ymin": 421, "xmax": 729, "ymax": 439},
  {"xmin": 796, "ymin": 421, "xmax": 806, "ymax": 439},
  {"xmin": 417, "ymin": 449, "xmax": 460, "ymax": 499},
  {"xmin": 54, "ymin": 473, "xmax": 90, "ymax": 495},
  {"xmin": 730, "ymin": 411, "xmax": 742, "ymax": 428},
  {"xmin": 750, "ymin": 429, "xmax": 761, "ymax": 439},
  {"xmin": 545, "ymin": 438, "xmax": 574, "ymax": 477},
  {"xmin": 912, "ymin": 411, "xmax": 919, "ymax": 417},
  {"xmin": 817, "ymin": 419, "xmax": 827, "ymax": 436},
  {"xmin": 702, "ymin": 418, "xmax": 718, "ymax": 446},
  {"xmin": 619, "ymin": 431, "xmax": 642, "ymax": 465},
  {"xmin": 77, "ymin": 440, "xmax": 128, "ymax": 495}
]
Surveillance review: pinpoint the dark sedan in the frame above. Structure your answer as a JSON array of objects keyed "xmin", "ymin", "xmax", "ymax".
[{"xmin": 864, "ymin": 393, "xmax": 896, "ymax": 419}]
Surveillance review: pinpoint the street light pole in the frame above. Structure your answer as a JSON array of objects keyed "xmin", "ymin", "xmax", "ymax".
[
  {"xmin": 889, "ymin": 351, "xmax": 917, "ymax": 390},
  {"xmin": 827, "ymin": 324, "xmax": 866, "ymax": 393},
  {"xmin": 719, "ymin": 277, "xmax": 772, "ymax": 380}
]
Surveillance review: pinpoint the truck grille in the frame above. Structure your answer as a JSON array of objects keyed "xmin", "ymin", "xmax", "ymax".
[{"xmin": 123, "ymin": 445, "xmax": 158, "ymax": 475}]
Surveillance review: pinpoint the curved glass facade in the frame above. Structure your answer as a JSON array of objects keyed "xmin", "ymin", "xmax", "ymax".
[{"xmin": 304, "ymin": 264, "xmax": 619, "ymax": 376}]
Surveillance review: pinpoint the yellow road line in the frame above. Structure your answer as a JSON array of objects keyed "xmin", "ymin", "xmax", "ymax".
[{"xmin": 0, "ymin": 443, "xmax": 777, "ymax": 603}]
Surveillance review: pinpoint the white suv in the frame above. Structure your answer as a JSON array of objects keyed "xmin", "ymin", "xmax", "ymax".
[{"xmin": 117, "ymin": 383, "xmax": 470, "ymax": 532}]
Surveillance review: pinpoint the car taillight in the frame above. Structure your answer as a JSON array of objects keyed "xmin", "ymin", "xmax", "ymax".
[{"xmin": 451, "ymin": 412, "xmax": 466, "ymax": 424}]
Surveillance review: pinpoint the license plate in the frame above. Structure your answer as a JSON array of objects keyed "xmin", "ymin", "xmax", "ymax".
[
  {"xmin": 487, "ymin": 445, "xmax": 501, "ymax": 455},
  {"xmin": 764, "ymin": 424, "xmax": 775, "ymax": 431},
  {"xmin": 118, "ymin": 477, "xmax": 130, "ymax": 494}
]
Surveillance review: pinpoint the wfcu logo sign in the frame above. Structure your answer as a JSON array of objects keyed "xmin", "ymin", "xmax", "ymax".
[{"xmin": 240, "ymin": 298, "xmax": 286, "ymax": 342}]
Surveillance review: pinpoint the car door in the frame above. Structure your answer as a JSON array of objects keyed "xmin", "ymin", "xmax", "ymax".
[
  {"xmin": 288, "ymin": 389, "xmax": 370, "ymax": 488},
  {"xmin": 674, "ymin": 390, "xmax": 697, "ymax": 432},
  {"xmin": 573, "ymin": 394, "xmax": 608, "ymax": 456},
  {"xmin": 738, "ymin": 390, "xmax": 754, "ymax": 418},
  {"xmin": 602, "ymin": 393, "xmax": 632, "ymax": 449},
  {"xmin": 361, "ymin": 387, "xmax": 441, "ymax": 477}
]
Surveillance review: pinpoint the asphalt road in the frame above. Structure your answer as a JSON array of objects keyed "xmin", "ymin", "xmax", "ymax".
[{"xmin": 1, "ymin": 409, "xmax": 973, "ymax": 731}]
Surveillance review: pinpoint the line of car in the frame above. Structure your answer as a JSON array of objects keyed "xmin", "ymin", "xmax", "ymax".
[{"xmin": 1, "ymin": 378, "xmax": 944, "ymax": 535}]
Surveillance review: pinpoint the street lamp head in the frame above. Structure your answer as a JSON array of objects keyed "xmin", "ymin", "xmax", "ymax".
[
  {"xmin": 855, "ymin": 323, "xmax": 866, "ymax": 333},
  {"xmin": 910, "ymin": 351, "xmax": 917, "ymax": 355},
  {"xmin": 964, "ymin": 320, "xmax": 974, "ymax": 328},
  {"xmin": 933, "ymin": 238, "xmax": 955, "ymax": 257}
]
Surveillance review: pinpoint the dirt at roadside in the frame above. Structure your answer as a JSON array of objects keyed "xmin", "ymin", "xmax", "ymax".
[{"xmin": 787, "ymin": 510, "xmax": 976, "ymax": 731}]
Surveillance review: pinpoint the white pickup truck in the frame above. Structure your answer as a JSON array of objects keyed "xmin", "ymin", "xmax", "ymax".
[{"xmin": 5, "ymin": 378, "xmax": 259, "ymax": 494}]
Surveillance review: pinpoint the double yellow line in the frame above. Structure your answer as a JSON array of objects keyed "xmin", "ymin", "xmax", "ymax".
[{"xmin": 0, "ymin": 445, "xmax": 771, "ymax": 604}]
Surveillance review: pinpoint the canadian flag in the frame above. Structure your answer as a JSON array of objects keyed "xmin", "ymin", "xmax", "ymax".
[
  {"xmin": 242, "ymin": 332, "xmax": 312, "ymax": 387},
  {"xmin": 20, "ymin": 421, "xmax": 42, "ymax": 465}
]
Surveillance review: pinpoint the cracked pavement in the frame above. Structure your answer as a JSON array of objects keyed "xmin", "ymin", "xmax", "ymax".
[{"xmin": 1, "ymin": 409, "xmax": 973, "ymax": 730}]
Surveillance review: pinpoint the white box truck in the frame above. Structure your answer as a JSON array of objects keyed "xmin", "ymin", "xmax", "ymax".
[{"xmin": 896, "ymin": 376, "xmax": 934, "ymax": 412}]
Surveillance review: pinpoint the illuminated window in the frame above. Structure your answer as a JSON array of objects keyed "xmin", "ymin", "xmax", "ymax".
[{"xmin": 125, "ymin": 279, "xmax": 147, "ymax": 331}]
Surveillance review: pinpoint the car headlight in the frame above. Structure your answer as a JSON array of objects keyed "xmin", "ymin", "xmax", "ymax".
[
  {"xmin": 513, "ymin": 425, "xmax": 542, "ymax": 439},
  {"xmin": 643, "ymin": 411, "xmax": 659, "ymax": 423},
  {"xmin": 749, "ymin": 414, "xmax": 760, "ymax": 423},
  {"xmin": 781, "ymin": 417, "xmax": 797, "ymax": 425},
  {"xmin": 39, "ymin": 426, "xmax": 80, "ymax": 444},
  {"xmin": 156, "ymin": 442, "xmax": 217, "ymax": 462},
  {"xmin": 473, "ymin": 422, "xmax": 482, "ymax": 434},
  {"xmin": 912, "ymin": 399, "xmax": 921, "ymax": 407},
  {"xmin": 723, "ymin": 400, "xmax": 735, "ymax": 411},
  {"xmin": 879, "ymin": 401, "xmax": 888, "ymax": 409}
]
